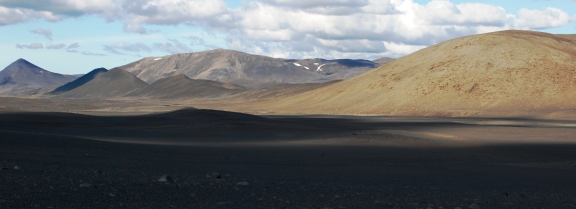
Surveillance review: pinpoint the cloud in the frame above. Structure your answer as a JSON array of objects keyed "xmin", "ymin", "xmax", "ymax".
[
  {"xmin": 1, "ymin": 0, "xmax": 574, "ymax": 59},
  {"xmin": 46, "ymin": 43, "xmax": 66, "ymax": 49},
  {"xmin": 153, "ymin": 39, "xmax": 192, "ymax": 54},
  {"xmin": 518, "ymin": 7, "xmax": 571, "ymax": 29},
  {"xmin": 185, "ymin": 35, "xmax": 206, "ymax": 45},
  {"xmin": 261, "ymin": 0, "xmax": 368, "ymax": 8},
  {"xmin": 81, "ymin": 51, "xmax": 106, "ymax": 56},
  {"xmin": 214, "ymin": 0, "xmax": 575, "ymax": 59},
  {"xmin": 103, "ymin": 42, "xmax": 151, "ymax": 55},
  {"xmin": 29, "ymin": 28, "xmax": 53, "ymax": 41},
  {"xmin": 0, "ymin": 6, "xmax": 61, "ymax": 25},
  {"xmin": 67, "ymin": 43, "xmax": 80, "ymax": 49},
  {"xmin": 66, "ymin": 49, "xmax": 79, "ymax": 53},
  {"xmin": 16, "ymin": 43, "xmax": 43, "ymax": 49},
  {"xmin": 103, "ymin": 45, "xmax": 125, "ymax": 55},
  {"xmin": 0, "ymin": 0, "xmax": 118, "ymax": 17},
  {"xmin": 120, "ymin": 0, "xmax": 228, "ymax": 34}
]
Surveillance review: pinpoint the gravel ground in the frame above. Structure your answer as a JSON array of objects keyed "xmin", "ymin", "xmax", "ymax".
[{"xmin": 1, "ymin": 110, "xmax": 576, "ymax": 208}]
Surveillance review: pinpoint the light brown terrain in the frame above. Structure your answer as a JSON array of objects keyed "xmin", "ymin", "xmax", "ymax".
[{"xmin": 258, "ymin": 30, "xmax": 576, "ymax": 117}]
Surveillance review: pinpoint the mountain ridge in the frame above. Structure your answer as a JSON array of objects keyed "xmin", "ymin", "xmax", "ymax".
[{"xmin": 118, "ymin": 49, "xmax": 390, "ymax": 88}]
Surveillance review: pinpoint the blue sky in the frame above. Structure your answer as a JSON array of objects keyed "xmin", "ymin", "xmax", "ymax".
[{"xmin": 1, "ymin": 0, "xmax": 575, "ymax": 74}]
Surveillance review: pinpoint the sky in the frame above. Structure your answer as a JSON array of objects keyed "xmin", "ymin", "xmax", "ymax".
[{"xmin": 1, "ymin": 0, "xmax": 575, "ymax": 75}]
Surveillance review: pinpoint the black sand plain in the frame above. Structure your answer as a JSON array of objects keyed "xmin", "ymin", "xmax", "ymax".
[{"xmin": 1, "ymin": 100, "xmax": 576, "ymax": 208}]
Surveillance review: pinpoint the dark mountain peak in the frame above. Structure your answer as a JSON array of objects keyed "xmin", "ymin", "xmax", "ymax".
[
  {"xmin": 0, "ymin": 58, "xmax": 76, "ymax": 96},
  {"xmin": 48, "ymin": 67, "xmax": 109, "ymax": 95},
  {"xmin": 4, "ymin": 58, "xmax": 42, "ymax": 73},
  {"xmin": 51, "ymin": 67, "xmax": 148, "ymax": 98}
]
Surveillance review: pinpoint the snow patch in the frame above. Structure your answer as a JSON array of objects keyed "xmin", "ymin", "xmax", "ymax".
[
  {"xmin": 317, "ymin": 64, "xmax": 326, "ymax": 71},
  {"xmin": 304, "ymin": 67, "xmax": 309, "ymax": 70},
  {"xmin": 154, "ymin": 58, "xmax": 162, "ymax": 61},
  {"xmin": 314, "ymin": 63, "xmax": 319, "ymax": 66},
  {"xmin": 293, "ymin": 63, "xmax": 302, "ymax": 67}
]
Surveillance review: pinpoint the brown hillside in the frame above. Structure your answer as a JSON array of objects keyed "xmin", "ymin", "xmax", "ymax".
[
  {"xmin": 127, "ymin": 74, "xmax": 245, "ymax": 99},
  {"xmin": 54, "ymin": 68, "xmax": 148, "ymax": 99},
  {"xmin": 263, "ymin": 30, "xmax": 576, "ymax": 116}
]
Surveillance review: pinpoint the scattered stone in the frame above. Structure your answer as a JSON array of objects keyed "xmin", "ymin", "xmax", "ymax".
[
  {"xmin": 206, "ymin": 172, "xmax": 221, "ymax": 179},
  {"xmin": 94, "ymin": 170, "xmax": 103, "ymax": 174},
  {"xmin": 13, "ymin": 166, "xmax": 20, "ymax": 170},
  {"xmin": 501, "ymin": 192, "xmax": 509, "ymax": 197},
  {"xmin": 237, "ymin": 182, "xmax": 249, "ymax": 186},
  {"xmin": 158, "ymin": 175, "xmax": 174, "ymax": 183},
  {"xmin": 469, "ymin": 203, "xmax": 481, "ymax": 209},
  {"xmin": 79, "ymin": 183, "xmax": 94, "ymax": 188}
]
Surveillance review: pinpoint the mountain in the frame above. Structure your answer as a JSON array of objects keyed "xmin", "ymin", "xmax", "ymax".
[
  {"xmin": 0, "ymin": 59, "xmax": 76, "ymax": 96},
  {"xmin": 286, "ymin": 58, "xmax": 382, "ymax": 82},
  {"xmin": 117, "ymin": 49, "xmax": 382, "ymax": 88},
  {"xmin": 48, "ymin": 68, "xmax": 108, "ymax": 95},
  {"xmin": 372, "ymin": 57, "xmax": 395, "ymax": 65},
  {"xmin": 53, "ymin": 68, "xmax": 148, "ymax": 98},
  {"xmin": 263, "ymin": 30, "xmax": 576, "ymax": 116},
  {"xmin": 127, "ymin": 74, "xmax": 245, "ymax": 99}
]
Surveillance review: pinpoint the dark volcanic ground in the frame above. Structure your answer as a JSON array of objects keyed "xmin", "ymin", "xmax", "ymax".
[{"xmin": 1, "ymin": 109, "xmax": 576, "ymax": 208}]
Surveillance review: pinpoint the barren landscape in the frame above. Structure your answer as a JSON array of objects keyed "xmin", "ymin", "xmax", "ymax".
[{"xmin": 1, "ymin": 30, "xmax": 576, "ymax": 208}]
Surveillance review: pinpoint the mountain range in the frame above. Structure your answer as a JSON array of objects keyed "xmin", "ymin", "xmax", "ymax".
[
  {"xmin": 117, "ymin": 49, "xmax": 389, "ymax": 88},
  {"xmin": 1, "ymin": 50, "xmax": 391, "ymax": 98}
]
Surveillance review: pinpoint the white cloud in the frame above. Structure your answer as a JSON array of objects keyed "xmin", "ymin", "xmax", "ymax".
[
  {"xmin": 0, "ymin": 0, "xmax": 118, "ymax": 17},
  {"xmin": 153, "ymin": 39, "xmax": 192, "ymax": 54},
  {"xmin": 16, "ymin": 43, "xmax": 43, "ymax": 49},
  {"xmin": 46, "ymin": 43, "xmax": 66, "ymax": 49},
  {"xmin": 67, "ymin": 43, "xmax": 80, "ymax": 49},
  {"xmin": 30, "ymin": 28, "xmax": 53, "ymax": 41},
  {"xmin": 1, "ymin": 0, "xmax": 574, "ymax": 59},
  {"xmin": 103, "ymin": 42, "xmax": 151, "ymax": 55},
  {"xmin": 121, "ymin": 0, "xmax": 228, "ymax": 33},
  {"xmin": 0, "ymin": 6, "xmax": 61, "ymax": 25},
  {"xmin": 518, "ymin": 7, "xmax": 571, "ymax": 29}
]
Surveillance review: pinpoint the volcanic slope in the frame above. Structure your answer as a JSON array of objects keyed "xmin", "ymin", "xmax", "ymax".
[
  {"xmin": 264, "ymin": 30, "xmax": 576, "ymax": 116},
  {"xmin": 48, "ymin": 68, "xmax": 108, "ymax": 95},
  {"xmin": 53, "ymin": 68, "xmax": 148, "ymax": 99},
  {"xmin": 117, "ymin": 49, "xmax": 384, "ymax": 88},
  {"xmin": 127, "ymin": 74, "xmax": 245, "ymax": 99},
  {"xmin": 0, "ymin": 59, "xmax": 76, "ymax": 96}
]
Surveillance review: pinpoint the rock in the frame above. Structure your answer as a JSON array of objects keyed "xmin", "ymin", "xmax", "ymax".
[
  {"xmin": 237, "ymin": 182, "xmax": 249, "ymax": 186},
  {"xmin": 13, "ymin": 166, "xmax": 20, "ymax": 170},
  {"xmin": 158, "ymin": 175, "xmax": 174, "ymax": 183},
  {"xmin": 469, "ymin": 203, "xmax": 481, "ymax": 209},
  {"xmin": 206, "ymin": 172, "xmax": 221, "ymax": 179},
  {"xmin": 79, "ymin": 183, "xmax": 94, "ymax": 188}
]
